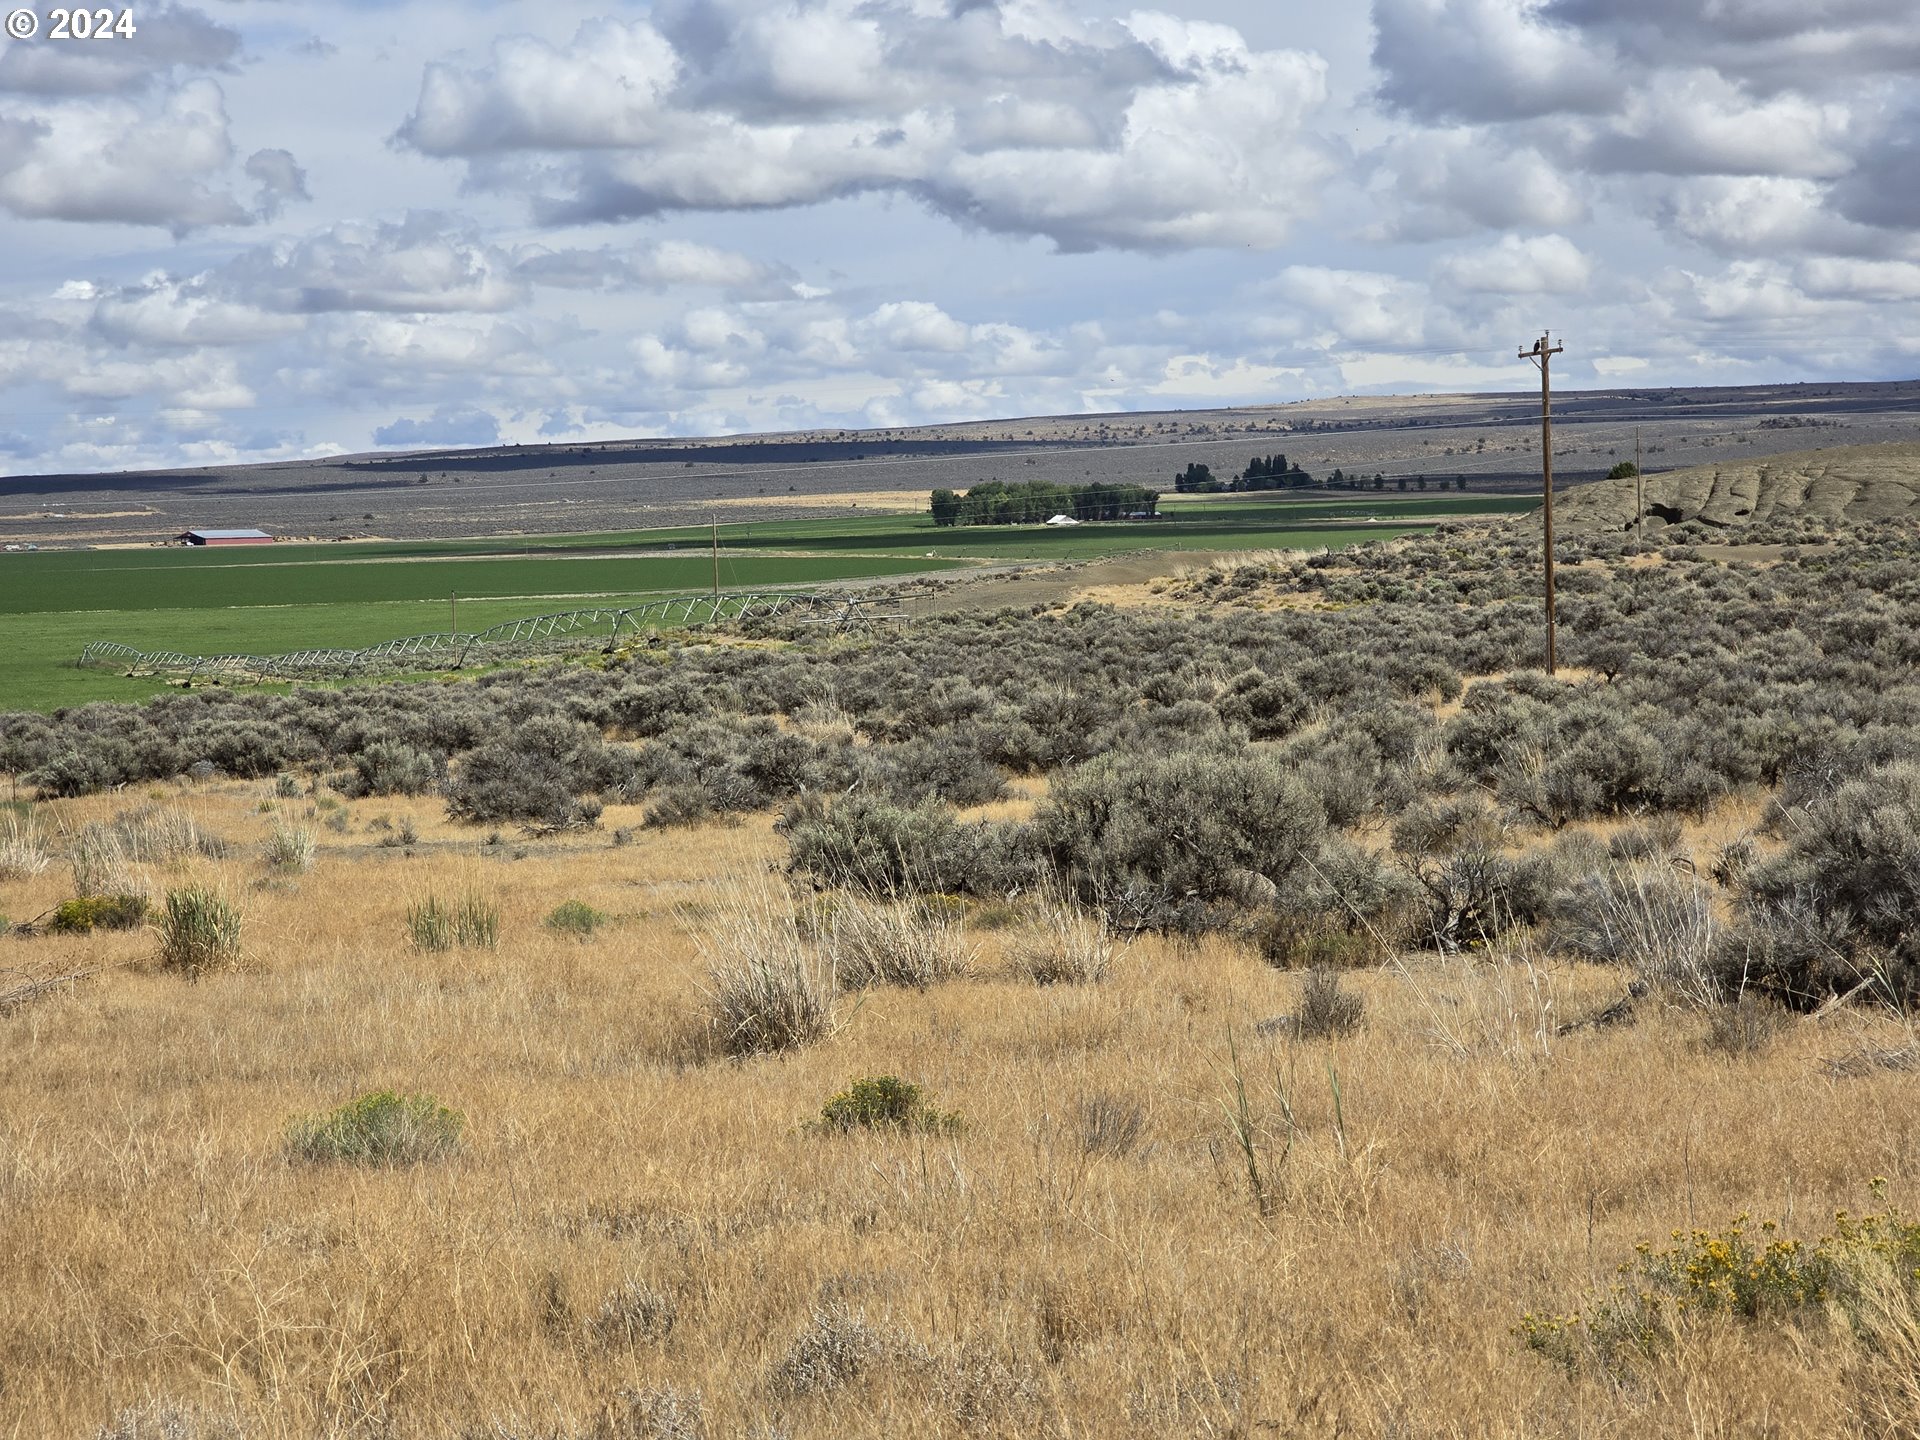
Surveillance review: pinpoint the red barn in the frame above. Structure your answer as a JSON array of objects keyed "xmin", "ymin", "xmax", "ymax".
[{"xmin": 178, "ymin": 528, "xmax": 274, "ymax": 546}]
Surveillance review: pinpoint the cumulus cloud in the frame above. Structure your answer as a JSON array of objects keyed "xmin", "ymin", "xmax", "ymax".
[
  {"xmin": 89, "ymin": 273, "xmax": 302, "ymax": 347},
  {"xmin": 395, "ymin": 1, "xmax": 1336, "ymax": 251},
  {"xmin": 1371, "ymin": 0, "xmax": 1920, "ymax": 267},
  {"xmin": 0, "ymin": 80, "xmax": 257, "ymax": 229},
  {"xmin": 1371, "ymin": 0, "xmax": 1614, "ymax": 124},
  {"xmin": 512, "ymin": 239, "xmax": 804, "ymax": 297},
  {"xmin": 1830, "ymin": 106, "xmax": 1920, "ymax": 230},
  {"xmin": 1368, "ymin": 130, "xmax": 1586, "ymax": 240},
  {"xmin": 1541, "ymin": 0, "xmax": 1920, "ymax": 92},
  {"xmin": 1434, "ymin": 234, "xmax": 1593, "ymax": 294},
  {"xmin": 245, "ymin": 148, "xmax": 310, "ymax": 221},
  {"xmin": 223, "ymin": 213, "xmax": 527, "ymax": 314},
  {"xmin": 2, "ymin": 0, "xmax": 1918, "ymax": 476}
]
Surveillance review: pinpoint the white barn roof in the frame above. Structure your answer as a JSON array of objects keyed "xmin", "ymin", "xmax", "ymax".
[{"xmin": 183, "ymin": 528, "xmax": 272, "ymax": 540}]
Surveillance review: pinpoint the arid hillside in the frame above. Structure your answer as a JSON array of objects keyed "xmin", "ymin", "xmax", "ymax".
[{"xmin": 1554, "ymin": 441, "xmax": 1920, "ymax": 534}]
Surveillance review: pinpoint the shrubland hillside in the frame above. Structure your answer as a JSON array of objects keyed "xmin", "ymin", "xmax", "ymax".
[
  {"xmin": 5, "ymin": 509, "xmax": 1920, "ymax": 1436},
  {"xmin": 1553, "ymin": 440, "xmax": 1920, "ymax": 534}
]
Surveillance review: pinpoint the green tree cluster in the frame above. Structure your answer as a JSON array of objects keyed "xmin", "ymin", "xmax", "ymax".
[
  {"xmin": 1235, "ymin": 454, "xmax": 1313, "ymax": 490},
  {"xmin": 930, "ymin": 481, "xmax": 1160, "ymax": 526}
]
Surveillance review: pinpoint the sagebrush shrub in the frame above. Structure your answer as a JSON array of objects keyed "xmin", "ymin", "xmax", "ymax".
[
  {"xmin": 288, "ymin": 1089, "xmax": 463, "ymax": 1165},
  {"xmin": 768, "ymin": 1303, "xmax": 928, "ymax": 1398},
  {"xmin": 343, "ymin": 739, "xmax": 441, "ymax": 797},
  {"xmin": 1734, "ymin": 760, "xmax": 1920, "ymax": 1007},
  {"xmin": 815, "ymin": 1075, "xmax": 960, "ymax": 1135},
  {"xmin": 783, "ymin": 792, "xmax": 1029, "ymax": 896},
  {"xmin": 543, "ymin": 899, "xmax": 606, "ymax": 938},
  {"xmin": 47, "ymin": 893, "xmax": 149, "ymax": 934},
  {"xmin": 445, "ymin": 717, "xmax": 620, "ymax": 829},
  {"xmin": 1036, "ymin": 746, "xmax": 1326, "ymax": 931}
]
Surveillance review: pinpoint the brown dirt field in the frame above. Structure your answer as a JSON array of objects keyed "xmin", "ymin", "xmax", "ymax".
[
  {"xmin": 904, "ymin": 551, "xmax": 1222, "ymax": 616},
  {"xmin": 707, "ymin": 490, "xmax": 931, "ymax": 513}
]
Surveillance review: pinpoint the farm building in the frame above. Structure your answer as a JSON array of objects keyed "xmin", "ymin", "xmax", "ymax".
[{"xmin": 177, "ymin": 528, "xmax": 274, "ymax": 546}]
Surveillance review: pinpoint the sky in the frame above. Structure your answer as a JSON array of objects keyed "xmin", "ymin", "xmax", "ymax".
[{"xmin": 0, "ymin": 0, "xmax": 1916, "ymax": 474}]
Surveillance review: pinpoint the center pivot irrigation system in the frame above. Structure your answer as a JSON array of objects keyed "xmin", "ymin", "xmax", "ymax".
[{"xmin": 77, "ymin": 590, "xmax": 902, "ymax": 684}]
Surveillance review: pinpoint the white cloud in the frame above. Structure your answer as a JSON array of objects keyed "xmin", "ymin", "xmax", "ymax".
[
  {"xmin": 1371, "ymin": 0, "xmax": 1614, "ymax": 124},
  {"xmin": 1369, "ymin": 130, "xmax": 1586, "ymax": 240},
  {"xmin": 395, "ymin": 2, "xmax": 1337, "ymax": 251},
  {"xmin": 224, "ymin": 214, "xmax": 527, "ymax": 314},
  {"xmin": 0, "ymin": 80, "xmax": 259, "ymax": 230},
  {"xmin": 1434, "ymin": 234, "xmax": 1593, "ymax": 294}
]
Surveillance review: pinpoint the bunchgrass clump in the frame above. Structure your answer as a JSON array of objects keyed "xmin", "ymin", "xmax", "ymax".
[
  {"xmin": 287, "ymin": 1089, "xmax": 463, "ymax": 1166},
  {"xmin": 407, "ymin": 891, "xmax": 500, "ymax": 951},
  {"xmin": 154, "ymin": 886, "xmax": 243, "ymax": 977},
  {"xmin": 1010, "ymin": 896, "xmax": 1114, "ymax": 985},
  {"xmin": 543, "ymin": 899, "xmax": 607, "ymax": 939},
  {"xmin": 1076, "ymin": 1092, "xmax": 1147, "ymax": 1158},
  {"xmin": 586, "ymin": 1279, "xmax": 679, "ymax": 1349},
  {"xmin": 262, "ymin": 822, "xmax": 315, "ymax": 874},
  {"xmin": 105, "ymin": 805, "xmax": 231, "ymax": 864},
  {"xmin": 825, "ymin": 894, "xmax": 975, "ymax": 989},
  {"xmin": 1703, "ymin": 992, "xmax": 1789, "ymax": 1057},
  {"xmin": 69, "ymin": 826, "xmax": 144, "ymax": 902},
  {"xmin": 696, "ymin": 877, "xmax": 837, "ymax": 1057},
  {"xmin": 814, "ymin": 1075, "xmax": 961, "ymax": 1136},
  {"xmin": 1293, "ymin": 967, "xmax": 1365, "ymax": 1039},
  {"xmin": 0, "ymin": 811, "xmax": 50, "ymax": 881}
]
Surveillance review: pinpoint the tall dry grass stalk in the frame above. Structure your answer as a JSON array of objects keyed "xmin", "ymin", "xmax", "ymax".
[
  {"xmin": 0, "ymin": 811, "xmax": 50, "ymax": 881},
  {"xmin": 695, "ymin": 872, "xmax": 838, "ymax": 1055},
  {"xmin": 1010, "ymin": 893, "xmax": 1115, "ymax": 984},
  {"xmin": 109, "ymin": 803, "xmax": 231, "ymax": 863},
  {"xmin": 1395, "ymin": 937, "xmax": 1558, "ymax": 1064},
  {"xmin": 1553, "ymin": 860, "xmax": 1720, "ymax": 1004},
  {"xmin": 262, "ymin": 822, "xmax": 316, "ymax": 874},
  {"xmin": 68, "ymin": 824, "xmax": 145, "ymax": 899},
  {"xmin": 825, "ymin": 894, "xmax": 975, "ymax": 989},
  {"xmin": 154, "ymin": 885, "xmax": 244, "ymax": 978}
]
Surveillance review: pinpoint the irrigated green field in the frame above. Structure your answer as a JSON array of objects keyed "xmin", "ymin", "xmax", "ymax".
[{"xmin": 0, "ymin": 493, "xmax": 1535, "ymax": 710}]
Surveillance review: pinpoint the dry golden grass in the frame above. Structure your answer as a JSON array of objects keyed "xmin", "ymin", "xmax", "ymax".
[{"xmin": 1, "ymin": 778, "xmax": 1914, "ymax": 1437}]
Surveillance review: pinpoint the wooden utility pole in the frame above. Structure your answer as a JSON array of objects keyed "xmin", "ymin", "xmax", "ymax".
[
  {"xmin": 450, "ymin": 590, "xmax": 457, "ymax": 634},
  {"xmin": 1519, "ymin": 331, "xmax": 1564, "ymax": 674},
  {"xmin": 710, "ymin": 516, "xmax": 720, "ymax": 599}
]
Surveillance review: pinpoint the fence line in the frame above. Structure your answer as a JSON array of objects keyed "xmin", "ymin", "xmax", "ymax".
[{"xmin": 78, "ymin": 591, "xmax": 901, "ymax": 683}]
